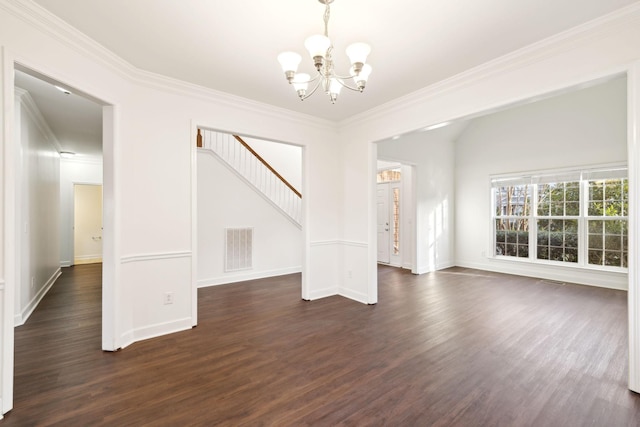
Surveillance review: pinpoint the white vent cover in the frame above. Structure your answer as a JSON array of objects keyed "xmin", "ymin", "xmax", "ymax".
[{"xmin": 225, "ymin": 227, "xmax": 253, "ymax": 272}]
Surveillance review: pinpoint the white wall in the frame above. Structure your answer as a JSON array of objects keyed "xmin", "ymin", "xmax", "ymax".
[
  {"xmin": 0, "ymin": 0, "xmax": 343, "ymax": 395},
  {"xmin": 378, "ymin": 126, "xmax": 457, "ymax": 274},
  {"xmin": 455, "ymin": 77, "xmax": 627, "ymax": 288},
  {"xmin": 14, "ymin": 90, "xmax": 60, "ymax": 326},
  {"xmin": 60, "ymin": 159, "xmax": 103, "ymax": 267},
  {"xmin": 197, "ymin": 151, "xmax": 302, "ymax": 285},
  {"xmin": 242, "ymin": 137, "xmax": 302, "ymax": 193}
]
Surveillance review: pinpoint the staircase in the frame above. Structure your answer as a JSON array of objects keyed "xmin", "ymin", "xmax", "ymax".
[{"xmin": 198, "ymin": 129, "xmax": 302, "ymax": 226}]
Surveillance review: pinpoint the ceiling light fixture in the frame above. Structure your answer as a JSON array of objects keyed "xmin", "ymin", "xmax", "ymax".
[
  {"xmin": 277, "ymin": 0, "xmax": 372, "ymax": 104},
  {"xmin": 423, "ymin": 121, "xmax": 451, "ymax": 131},
  {"xmin": 54, "ymin": 85, "xmax": 71, "ymax": 95}
]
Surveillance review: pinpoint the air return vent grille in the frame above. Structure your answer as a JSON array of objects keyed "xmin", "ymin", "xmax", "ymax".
[{"xmin": 225, "ymin": 227, "xmax": 253, "ymax": 272}]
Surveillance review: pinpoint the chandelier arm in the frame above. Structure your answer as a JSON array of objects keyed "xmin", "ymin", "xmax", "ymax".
[
  {"xmin": 300, "ymin": 75, "xmax": 324, "ymax": 100},
  {"xmin": 334, "ymin": 79, "xmax": 361, "ymax": 92},
  {"xmin": 298, "ymin": 73, "xmax": 321, "ymax": 84},
  {"xmin": 332, "ymin": 72, "xmax": 357, "ymax": 80}
]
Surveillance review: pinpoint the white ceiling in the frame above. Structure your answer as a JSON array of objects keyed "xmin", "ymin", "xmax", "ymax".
[
  {"xmin": 31, "ymin": 0, "xmax": 639, "ymax": 123},
  {"xmin": 14, "ymin": 69, "xmax": 103, "ymax": 160}
]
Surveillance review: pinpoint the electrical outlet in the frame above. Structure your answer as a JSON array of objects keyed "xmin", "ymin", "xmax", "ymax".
[
  {"xmin": 31, "ymin": 276, "xmax": 35, "ymax": 289},
  {"xmin": 347, "ymin": 270, "xmax": 352, "ymax": 279},
  {"xmin": 163, "ymin": 292, "xmax": 174, "ymax": 305}
]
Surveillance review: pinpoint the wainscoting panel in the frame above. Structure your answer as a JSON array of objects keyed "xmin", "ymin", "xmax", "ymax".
[
  {"xmin": 119, "ymin": 253, "xmax": 193, "ymax": 347},
  {"xmin": 340, "ymin": 241, "xmax": 370, "ymax": 304},
  {"xmin": 307, "ymin": 241, "xmax": 341, "ymax": 300}
]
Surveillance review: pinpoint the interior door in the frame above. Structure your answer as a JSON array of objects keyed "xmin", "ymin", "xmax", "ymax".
[
  {"xmin": 377, "ymin": 183, "xmax": 390, "ymax": 263},
  {"xmin": 74, "ymin": 184, "xmax": 103, "ymax": 265}
]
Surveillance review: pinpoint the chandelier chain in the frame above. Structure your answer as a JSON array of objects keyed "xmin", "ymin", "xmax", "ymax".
[{"xmin": 323, "ymin": 1, "xmax": 330, "ymax": 37}]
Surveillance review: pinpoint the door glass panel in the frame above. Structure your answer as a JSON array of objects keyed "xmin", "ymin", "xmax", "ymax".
[{"xmin": 393, "ymin": 188, "xmax": 400, "ymax": 255}]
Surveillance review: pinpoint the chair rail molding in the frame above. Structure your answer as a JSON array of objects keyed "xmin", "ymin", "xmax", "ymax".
[{"xmin": 120, "ymin": 251, "xmax": 192, "ymax": 264}]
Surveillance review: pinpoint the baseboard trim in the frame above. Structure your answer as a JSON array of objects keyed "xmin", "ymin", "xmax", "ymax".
[
  {"xmin": 308, "ymin": 286, "xmax": 339, "ymax": 301},
  {"xmin": 339, "ymin": 287, "xmax": 368, "ymax": 304},
  {"xmin": 118, "ymin": 330, "xmax": 135, "ymax": 350},
  {"xmin": 60, "ymin": 260, "xmax": 71, "ymax": 267},
  {"xmin": 15, "ymin": 268, "xmax": 61, "ymax": 326},
  {"xmin": 415, "ymin": 265, "xmax": 431, "ymax": 275},
  {"xmin": 197, "ymin": 267, "xmax": 302, "ymax": 288},
  {"xmin": 74, "ymin": 257, "xmax": 102, "ymax": 265},
  {"xmin": 133, "ymin": 318, "xmax": 193, "ymax": 343},
  {"xmin": 436, "ymin": 261, "xmax": 455, "ymax": 271},
  {"xmin": 456, "ymin": 260, "xmax": 628, "ymax": 290}
]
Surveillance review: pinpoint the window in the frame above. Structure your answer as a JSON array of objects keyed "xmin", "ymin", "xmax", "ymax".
[
  {"xmin": 491, "ymin": 166, "xmax": 627, "ymax": 270},
  {"xmin": 494, "ymin": 184, "xmax": 530, "ymax": 258},
  {"xmin": 587, "ymin": 178, "xmax": 628, "ymax": 267},
  {"xmin": 377, "ymin": 168, "xmax": 401, "ymax": 183},
  {"xmin": 536, "ymin": 181, "xmax": 579, "ymax": 263}
]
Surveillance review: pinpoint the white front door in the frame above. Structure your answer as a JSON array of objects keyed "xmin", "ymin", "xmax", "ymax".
[
  {"xmin": 377, "ymin": 183, "xmax": 390, "ymax": 263},
  {"xmin": 389, "ymin": 182, "xmax": 401, "ymax": 267}
]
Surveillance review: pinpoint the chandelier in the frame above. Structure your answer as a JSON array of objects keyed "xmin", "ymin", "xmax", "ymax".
[{"xmin": 277, "ymin": 0, "xmax": 372, "ymax": 104}]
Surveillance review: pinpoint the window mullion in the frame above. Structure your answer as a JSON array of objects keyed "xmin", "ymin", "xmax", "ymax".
[
  {"xmin": 531, "ymin": 184, "xmax": 538, "ymax": 260},
  {"xmin": 578, "ymin": 180, "xmax": 587, "ymax": 266}
]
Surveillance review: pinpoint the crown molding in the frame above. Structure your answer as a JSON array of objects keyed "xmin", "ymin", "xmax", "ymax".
[
  {"xmin": 0, "ymin": 0, "xmax": 336, "ymax": 131},
  {"xmin": 14, "ymin": 86, "xmax": 62, "ymax": 152},
  {"xmin": 60, "ymin": 156, "xmax": 103, "ymax": 165},
  {"xmin": 128, "ymin": 67, "xmax": 337, "ymax": 132},
  {"xmin": 340, "ymin": 2, "xmax": 640, "ymax": 129}
]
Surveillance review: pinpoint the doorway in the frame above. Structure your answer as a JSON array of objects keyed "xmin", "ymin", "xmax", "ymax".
[
  {"xmin": 195, "ymin": 127, "xmax": 305, "ymax": 293},
  {"xmin": 73, "ymin": 184, "xmax": 103, "ymax": 265},
  {"xmin": 3, "ymin": 59, "xmax": 115, "ymax": 415},
  {"xmin": 377, "ymin": 181, "xmax": 401, "ymax": 266}
]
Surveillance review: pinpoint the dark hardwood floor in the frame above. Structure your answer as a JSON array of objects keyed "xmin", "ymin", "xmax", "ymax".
[{"xmin": 3, "ymin": 263, "xmax": 640, "ymax": 426}]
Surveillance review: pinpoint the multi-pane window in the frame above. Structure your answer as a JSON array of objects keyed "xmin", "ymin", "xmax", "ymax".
[
  {"xmin": 494, "ymin": 185, "xmax": 530, "ymax": 258},
  {"xmin": 536, "ymin": 182, "xmax": 579, "ymax": 263},
  {"xmin": 587, "ymin": 179, "xmax": 628, "ymax": 267},
  {"xmin": 491, "ymin": 166, "xmax": 627, "ymax": 270}
]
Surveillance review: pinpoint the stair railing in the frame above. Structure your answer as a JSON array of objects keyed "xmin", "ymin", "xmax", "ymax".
[{"xmin": 198, "ymin": 129, "xmax": 302, "ymax": 225}]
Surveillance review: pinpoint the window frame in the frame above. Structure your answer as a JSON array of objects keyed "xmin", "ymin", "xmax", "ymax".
[{"xmin": 490, "ymin": 164, "xmax": 628, "ymax": 272}]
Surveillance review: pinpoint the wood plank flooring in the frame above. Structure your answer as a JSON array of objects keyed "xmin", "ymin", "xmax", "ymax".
[{"xmin": 3, "ymin": 263, "xmax": 640, "ymax": 426}]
